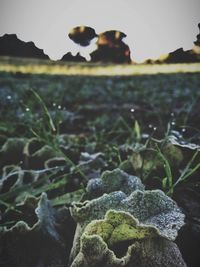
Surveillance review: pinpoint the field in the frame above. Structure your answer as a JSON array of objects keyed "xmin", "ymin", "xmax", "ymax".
[{"xmin": 0, "ymin": 56, "xmax": 200, "ymax": 267}]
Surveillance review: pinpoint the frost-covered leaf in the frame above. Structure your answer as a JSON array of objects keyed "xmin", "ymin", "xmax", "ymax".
[
  {"xmin": 0, "ymin": 165, "xmax": 23, "ymax": 193},
  {"xmin": 70, "ymin": 189, "xmax": 185, "ymax": 263},
  {"xmin": 168, "ymin": 130, "xmax": 200, "ymax": 150},
  {"xmin": 71, "ymin": 190, "xmax": 184, "ymax": 240},
  {"xmin": 44, "ymin": 156, "xmax": 70, "ymax": 169},
  {"xmin": 80, "ymin": 152, "xmax": 104, "ymax": 162},
  {"xmin": 71, "ymin": 151, "xmax": 107, "ymax": 177},
  {"xmin": 84, "ymin": 210, "xmax": 158, "ymax": 246},
  {"xmin": 71, "ymin": 210, "xmax": 186, "ymax": 267},
  {"xmin": 0, "ymin": 138, "xmax": 27, "ymax": 167},
  {"xmin": 86, "ymin": 168, "xmax": 144, "ymax": 199},
  {"xmin": 0, "ymin": 193, "xmax": 75, "ymax": 267},
  {"xmin": 23, "ymin": 138, "xmax": 62, "ymax": 169},
  {"xmin": 0, "ymin": 165, "xmax": 40, "ymax": 196}
]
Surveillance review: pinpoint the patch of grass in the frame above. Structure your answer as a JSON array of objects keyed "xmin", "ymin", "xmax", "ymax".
[{"xmin": 0, "ymin": 57, "xmax": 200, "ymax": 219}]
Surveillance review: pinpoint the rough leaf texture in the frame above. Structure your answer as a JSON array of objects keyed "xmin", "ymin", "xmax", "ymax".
[
  {"xmin": 0, "ymin": 193, "xmax": 75, "ymax": 267},
  {"xmin": 70, "ymin": 189, "xmax": 185, "ymax": 265},
  {"xmin": 86, "ymin": 168, "xmax": 144, "ymax": 199},
  {"xmin": 71, "ymin": 210, "xmax": 186, "ymax": 267}
]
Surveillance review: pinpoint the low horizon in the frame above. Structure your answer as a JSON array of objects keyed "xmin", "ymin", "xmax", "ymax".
[{"xmin": 0, "ymin": 0, "xmax": 200, "ymax": 62}]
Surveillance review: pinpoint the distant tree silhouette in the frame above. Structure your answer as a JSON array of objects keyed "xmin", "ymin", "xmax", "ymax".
[
  {"xmin": 194, "ymin": 23, "xmax": 200, "ymax": 46},
  {"xmin": 68, "ymin": 26, "xmax": 97, "ymax": 46},
  {"xmin": 90, "ymin": 30, "xmax": 131, "ymax": 63},
  {"xmin": 164, "ymin": 48, "xmax": 199, "ymax": 63},
  {"xmin": 96, "ymin": 30, "xmax": 127, "ymax": 46},
  {"xmin": 145, "ymin": 22, "xmax": 200, "ymax": 64},
  {"xmin": 61, "ymin": 52, "xmax": 86, "ymax": 62},
  {"xmin": 159, "ymin": 22, "xmax": 200, "ymax": 63},
  {"xmin": 67, "ymin": 26, "xmax": 132, "ymax": 63}
]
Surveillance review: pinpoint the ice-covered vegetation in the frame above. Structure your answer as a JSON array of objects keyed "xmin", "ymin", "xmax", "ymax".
[{"xmin": 0, "ymin": 57, "xmax": 200, "ymax": 266}]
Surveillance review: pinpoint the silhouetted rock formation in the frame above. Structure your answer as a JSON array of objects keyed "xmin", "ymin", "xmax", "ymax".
[
  {"xmin": 90, "ymin": 30, "xmax": 131, "ymax": 63},
  {"xmin": 60, "ymin": 52, "xmax": 86, "ymax": 62},
  {"xmin": 145, "ymin": 23, "xmax": 200, "ymax": 64},
  {"xmin": 145, "ymin": 47, "xmax": 200, "ymax": 64},
  {"xmin": 165, "ymin": 23, "xmax": 200, "ymax": 63},
  {"xmin": 68, "ymin": 26, "xmax": 97, "ymax": 46},
  {"xmin": 0, "ymin": 34, "xmax": 49, "ymax": 59},
  {"xmin": 164, "ymin": 48, "xmax": 200, "ymax": 63},
  {"xmin": 194, "ymin": 23, "xmax": 200, "ymax": 46}
]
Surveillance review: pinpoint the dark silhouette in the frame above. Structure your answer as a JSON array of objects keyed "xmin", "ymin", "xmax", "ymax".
[
  {"xmin": 145, "ymin": 23, "xmax": 200, "ymax": 64},
  {"xmin": 159, "ymin": 23, "xmax": 200, "ymax": 64},
  {"xmin": 68, "ymin": 26, "xmax": 97, "ymax": 46},
  {"xmin": 60, "ymin": 52, "xmax": 86, "ymax": 62},
  {"xmin": 0, "ymin": 34, "xmax": 49, "ymax": 59},
  {"xmin": 145, "ymin": 48, "xmax": 200, "ymax": 64},
  {"xmin": 90, "ymin": 30, "xmax": 131, "ymax": 63},
  {"xmin": 164, "ymin": 48, "xmax": 200, "ymax": 63},
  {"xmin": 67, "ymin": 26, "xmax": 131, "ymax": 63},
  {"xmin": 96, "ymin": 30, "xmax": 127, "ymax": 46},
  {"xmin": 194, "ymin": 23, "xmax": 200, "ymax": 46}
]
